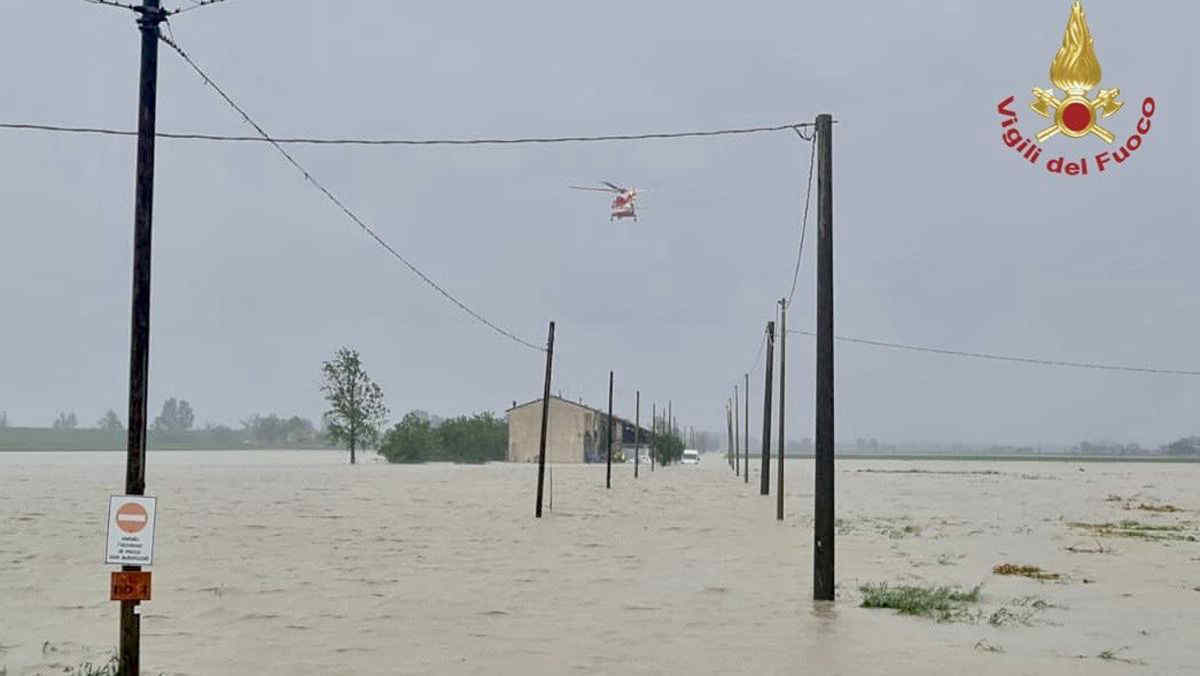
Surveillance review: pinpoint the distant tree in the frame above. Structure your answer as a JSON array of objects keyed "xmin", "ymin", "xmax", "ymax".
[
  {"xmin": 204, "ymin": 423, "xmax": 240, "ymax": 447},
  {"xmin": 154, "ymin": 398, "xmax": 195, "ymax": 432},
  {"xmin": 1163, "ymin": 437, "xmax": 1200, "ymax": 456},
  {"xmin": 436, "ymin": 412, "xmax": 507, "ymax": 463},
  {"xmin": 379, "ymin": 411, "xmax": 438, "ymax": 463},
  {"xmin": 98, "ymin": 410, "xmax": 124, "ymax": 432},
  {"xmin": 241, "ymin": 414, "xmax": 318, "ymax": 446},
  {"xmin": 651, "ymin": 427, "xmax": 685, "ymax": 466},
  {"xmin": 0, "ymin": 410, "xmax": 7, "ymax": 428},
  {"xmin": 52, "ymin": 411, "xmax": 78, "ymax": 430},
  {"xmin": 320, "ymin": 347, "xmax": 388, "ymax": 464}
]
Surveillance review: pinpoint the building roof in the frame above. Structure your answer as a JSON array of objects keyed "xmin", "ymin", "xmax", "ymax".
[{"xmin": 506, "ymin": 395, "xmax": 650, "ymax": 435}]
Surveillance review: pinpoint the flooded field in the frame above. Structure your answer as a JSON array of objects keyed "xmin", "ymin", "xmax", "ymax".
[{"xmin": 2, "ymin": 452, "xmax": 1198, "ymax": 674}]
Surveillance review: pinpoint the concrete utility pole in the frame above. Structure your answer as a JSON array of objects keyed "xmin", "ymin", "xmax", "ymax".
[
  {"xmin": 778, "ymin": 298, "xmax": 787, "ymax": 521},
  {"xmin": 535, "ymin": 322, "xmax": 555, "ymax": 518},
  {"xmin": 634, "ymin": 390, "xmax": 640, "ymax": 478},
  {"xmin": 813, "ymin": 113, "xmax": 836, "ymax": 601},
  {"xmin": 606, "ymin": 371, "xmax": 613, "ymax": 489},
  {"xmin": 760, "ymin": 321, "xmax": 775, "ymax": 496},
  {"xmin": 733, "ymin": 385, "xmax": 740, "ymax": 476},
  {"xmin": 120, "ymin": 2, "xmax": 165, "ymax": 673}
]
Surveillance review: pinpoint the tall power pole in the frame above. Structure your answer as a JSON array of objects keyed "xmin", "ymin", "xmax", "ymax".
[
  {"xmin": 606, "ymin": 371, "xmax": 613, "ymax": 489},
  {"xmin": 743, "ymin": 373, "xmax": 749, "ymax": 484},
  {"xmin": 813, "ymin": 113, "xmax": 836, "ymax": 601},
  {"xmin": 634, "ymin": 390, "xmax": 640, "ymax": 479},
  {"xmin": 778, "ymin": 298, "xmax": 787, "ymax": 521},
  {"xmin": 760, "ymin": 321, "xmax": 775, "ymax": 496},
  {"xmin": 535, "ymin": 322, "xmax": 555, "ymax": 518},
  {"xmin": 120, "ymin": 2, "xmax": 165, "ymax": 674},
  {"xmin": 733, "ymin": 385, "xmax": 740, "ymax": 477}
]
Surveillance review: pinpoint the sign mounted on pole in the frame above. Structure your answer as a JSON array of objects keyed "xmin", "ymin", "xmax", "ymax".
[{"xmin": 105, "ymin": 496, "xmax": 157, "ymax": 566}]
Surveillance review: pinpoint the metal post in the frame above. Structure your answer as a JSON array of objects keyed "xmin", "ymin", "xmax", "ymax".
[
  {"xmin": 814, "ymin": 113, "xmax": 835, "ymax": 601},
  {"xmin": 778, "ymin": 299, "xmax": 787, "ymax": 521},
  {"xmin": 535, "ymin": 322, "xmax": 555, "ymax": 518},
  {"xmin": 606, "ymin": 371, "xmax": 613, "ymax": 489},
  {"xmin": 760, "ymin": 321, "xmax": 775, "ymax": 496},
  {"xmin": 635, "ymin": 391, "xmax": 640, "ymax": 478},
  {"xmin": 120, "ymin": 3, "xmax": 164, "ymax": 673}
]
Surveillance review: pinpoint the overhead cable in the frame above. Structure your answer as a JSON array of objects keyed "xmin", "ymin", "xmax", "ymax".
[
  {"xmin": 788, "ymin": 330, "xmax": 1200, "ymax": 376},
  {"xmin": 157, "ymin": 32, "xmax": 545, "ymax": 353},
  {"xmin": 0, "ymin": 121, "xmax": 814, "ymax": 147}
]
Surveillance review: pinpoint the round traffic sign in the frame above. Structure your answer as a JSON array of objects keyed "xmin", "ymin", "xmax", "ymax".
[{"xmin": 116, "ymin": 502, "xmax": 149, "ymax": 534}]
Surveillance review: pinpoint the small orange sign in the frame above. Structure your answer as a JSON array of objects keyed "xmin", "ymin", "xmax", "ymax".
[{"xmin": 111, "ymin": 571, "xmax": 152, "ymax": 602}]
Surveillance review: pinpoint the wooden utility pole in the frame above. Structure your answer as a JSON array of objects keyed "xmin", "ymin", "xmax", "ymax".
[
  {"xmin": 744, "ymin": 373, "xmax": 750, "ymax": 485},
  {"xmin": 734, "ymin": 385, "xmax": 740, "ymax": 477},
  {"xmin": 814, "ymin": 113, "xmax": 836, "ymax": 601},
  {"xmin": 777, "ymin": 299, "xmax": 787, "ymax": 521},
  {"xmin": 606, "ymin": 370, "xmax": 613, "ymax": 489},
  {"xmin": 651, "ymin": 402, "xmax": 656, "ymax": 472},
  {"xmin": 760, "ymin": 321, "xmax": 775, "ymax": 496},
  {"xmin": 120, "ymin": 2, "xmax": 165, "ymax": 673},
  {"xmin": 535, "ymin": 321, "xmax": 555, "ymax": 518},
  {"xmin": 634, "ymin": 390, "xmax": 640, "ymax": 479}
]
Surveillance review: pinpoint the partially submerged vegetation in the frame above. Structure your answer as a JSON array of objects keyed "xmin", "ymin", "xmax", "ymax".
[
  {"xmin": 859, "ymin": 583, "xmax": 981, "ymax": 622},
  {"xmin": 992, "ymin": 563, "xmax": 1060, "ymax": 581},
  {"xmin": 1067, "ymin": 520, "xmax": 1197, "ymax": 542}
]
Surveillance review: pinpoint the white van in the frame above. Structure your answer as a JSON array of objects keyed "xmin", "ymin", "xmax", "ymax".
[{"xmin": 681, "ymin": 449, "xmax": 700, "ymax": 465}]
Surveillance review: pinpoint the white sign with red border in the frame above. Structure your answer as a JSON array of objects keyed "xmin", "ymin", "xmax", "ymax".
[{"xmin": 105, "ymin": 496, "xmax": 157, "ymax": 566}]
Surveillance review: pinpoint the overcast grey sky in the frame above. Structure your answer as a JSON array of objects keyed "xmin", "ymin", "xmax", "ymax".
[{"xmin": 1, "ymin": 1, "xmax": 1195, "ymax": 446}]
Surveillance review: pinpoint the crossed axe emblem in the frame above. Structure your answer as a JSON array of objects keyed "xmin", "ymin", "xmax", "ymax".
[{"xmin": 1030, "ymin": 87, "xmax": 1123, "ymax": 143}]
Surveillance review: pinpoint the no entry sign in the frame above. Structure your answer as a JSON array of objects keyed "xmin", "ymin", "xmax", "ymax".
[{"xmin": 105, "ymin": 496, "xmax": 157, "ymax": 566}]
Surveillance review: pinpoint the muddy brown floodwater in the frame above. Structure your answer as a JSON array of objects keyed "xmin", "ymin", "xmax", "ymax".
[{"xmin": 1, "ymin": 451, "xmax": 1198, "ymax": 674}]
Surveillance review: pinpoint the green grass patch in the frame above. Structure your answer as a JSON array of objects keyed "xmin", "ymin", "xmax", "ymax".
[
  {"xmin": 1067, "ymin": 520, "xmax": 1197, "ymax": 542},
  {"xmin": 992, "ymin": 563, "xmax": 1060, "ymax": 580},
  {"xmin": 859, "ymin": 583, "xmax": 981, "ymax": 622}
]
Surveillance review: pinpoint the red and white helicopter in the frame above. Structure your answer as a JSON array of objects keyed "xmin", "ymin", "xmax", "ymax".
[{"xmin": 569, "ymin": 181, "xmax": 641, "ymax": 221}]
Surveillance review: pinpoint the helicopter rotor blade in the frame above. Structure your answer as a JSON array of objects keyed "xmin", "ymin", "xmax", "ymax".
[
  {"xmin": 570, "ymin": 185, "xmax": 620, "ymax": 193},
  {"xmin": 602, "ymin": 181, "xmax": 627, "ymax": 192}
]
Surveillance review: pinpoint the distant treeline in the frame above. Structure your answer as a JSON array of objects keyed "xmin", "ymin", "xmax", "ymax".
[{"xmin": 0, "ymin": 404, "xmax": 331, "ymax": 451}]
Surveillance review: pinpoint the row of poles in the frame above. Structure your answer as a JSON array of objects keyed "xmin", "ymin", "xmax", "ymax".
[
  {"xmin": 534, "ymin": 327, "xmax": 684, "ymax": 517},
  {"xmin": 725, "ymin": 114, "xmax": 834, "ymax": 602}
]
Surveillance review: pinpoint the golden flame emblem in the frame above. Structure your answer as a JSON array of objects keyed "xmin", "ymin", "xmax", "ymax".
[{"xmin": 1031, "ymin": 1, "xmax": 1122, "ymax": 143}]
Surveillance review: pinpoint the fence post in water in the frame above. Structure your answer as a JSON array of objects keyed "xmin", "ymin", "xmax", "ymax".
[
  {"xmin": 813, "ymin": 112, "xmax": 836, "ymax": 600},
  {"xmin": 635, "ymin": 390, "xmax": 640, "ymax": 479},
  {"xmin": 535, "ymin": 321, "xmax": 556, "ymax": 518},
  {"xmin": 760, "ymin": 321, "xmax": 775, "ymax": 496},
  {"xmin": 606, "ymin": 370, "xmax": 614, "ymax": 489}
]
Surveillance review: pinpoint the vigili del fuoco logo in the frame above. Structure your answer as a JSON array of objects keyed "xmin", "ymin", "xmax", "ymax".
[{"xmin": 996, "ymin": 1, "xmax": 1157, "ymax": 176}]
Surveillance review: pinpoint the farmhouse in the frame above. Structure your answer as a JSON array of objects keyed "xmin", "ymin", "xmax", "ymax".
[{"xmin": 506, "ymin": 396, "xmax": 651, "ymax": 463}]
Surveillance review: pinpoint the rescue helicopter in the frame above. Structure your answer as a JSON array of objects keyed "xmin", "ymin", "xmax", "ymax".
[{"xmin": 569, "ymin": 181, "xmax": 642, "ymax": 221}]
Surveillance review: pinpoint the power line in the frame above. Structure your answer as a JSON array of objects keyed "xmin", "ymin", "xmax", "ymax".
[
  {"xmin": 156, "ymin": 32, "xmax": 546, "ymax": 353},
  {"xmin": 788, "ymin": 330, "xmax": 1200, "ymax": 377},
  {"xmin": 786, "ymin": 128, "xmax": 816, "ymax": 305},
  {"xmin": 0, "ymin": 121, "xmax": 814, "ymax": 147},
  {"xmin": 85, "ymin": 0, "xmax": 231, "ymax": 16}
]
